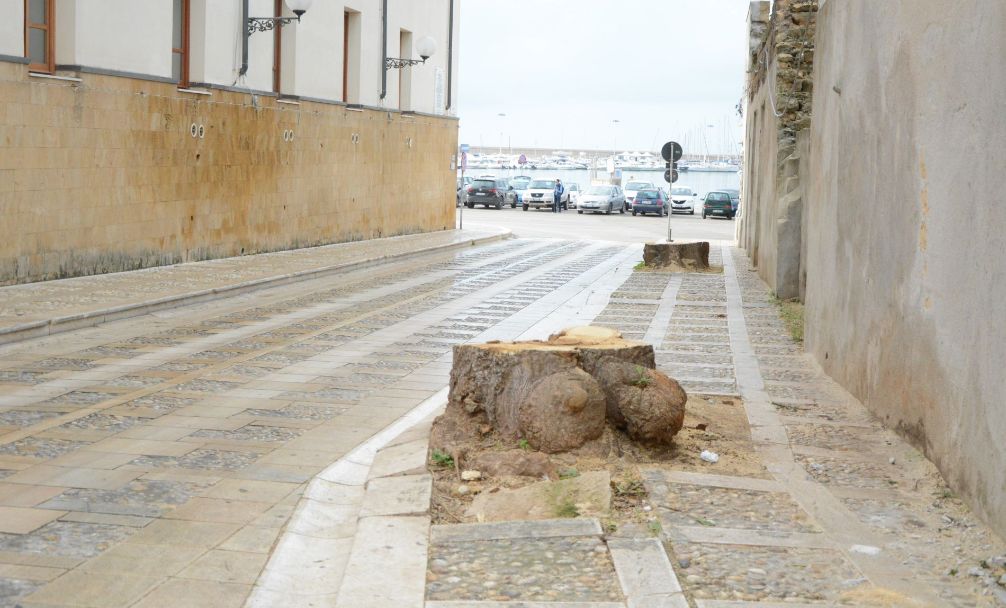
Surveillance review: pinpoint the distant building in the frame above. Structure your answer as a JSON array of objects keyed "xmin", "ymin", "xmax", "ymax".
[{"xmin": 0, "ymin": 0, "xmax": 460, "ymax": 285}]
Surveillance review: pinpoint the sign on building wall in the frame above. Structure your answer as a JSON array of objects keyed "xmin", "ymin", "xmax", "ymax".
[{"xmin": 434, "ymin": 68, "xmax": 445, "ymax": 116}]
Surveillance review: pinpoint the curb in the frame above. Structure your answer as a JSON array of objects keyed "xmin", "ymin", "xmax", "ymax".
[{"xmin": 0, "ymin": 229, "xmax": 511, "ymax": 347}]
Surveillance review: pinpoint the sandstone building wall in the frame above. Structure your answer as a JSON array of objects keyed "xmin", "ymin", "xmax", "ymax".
[{"xmin": 0, "ymin": 62, "xmax": 457, "ymax": 284}]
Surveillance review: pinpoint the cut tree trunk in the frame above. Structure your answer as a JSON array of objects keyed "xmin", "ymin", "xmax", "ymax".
[
  {"xmin": 643, "ymin": 242, "xmax": 711, "ymax": 270},
  {"xmin": 448, "ymin": 327, "xmax": 660, "ymax": 452}
]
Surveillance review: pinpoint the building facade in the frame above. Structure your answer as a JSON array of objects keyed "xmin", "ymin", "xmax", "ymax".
[{"xmin": 0, "ymin": 0, "xmax": 460, "ymax": 285}]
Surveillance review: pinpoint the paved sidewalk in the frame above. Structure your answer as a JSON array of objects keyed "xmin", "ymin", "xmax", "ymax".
[
  {"xmin": 261, "ymin": 244, "xmax": 1006, "ymax": 608},
  {"xmin": 0, "ymin": 227, "xmax": 509, "ymax": 345}
]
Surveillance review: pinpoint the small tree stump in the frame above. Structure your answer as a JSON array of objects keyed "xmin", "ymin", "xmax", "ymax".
[{"xmin": 643, "ymin": 242, "xmax": 710, "ymax": 270}]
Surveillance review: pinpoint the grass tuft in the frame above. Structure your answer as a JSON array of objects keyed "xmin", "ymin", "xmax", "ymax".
[
  {"xmin": 772, "ymin": 296, "xmax": 805, "ymax": 343},
  {"xmin": 430, "ymin": 449, "xmax": 454, "ymax": 468}
]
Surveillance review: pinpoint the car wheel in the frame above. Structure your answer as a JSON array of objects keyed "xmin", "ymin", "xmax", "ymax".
[
  {"xmin": 690, "ymin": 209, "xmax": 694, "ymax": 215},
  {"xmin": 605, "ymin": 204, "xmax": 611, "ymax": 215},
  {"xmin": 495, "ymin": 203, "xmax": 502, "ymax": 210},
  {"xmin": 702, "ymin": 211, "xmax": 706, "ymax": 219},
  {"xmin": 631, "ymin": 210, "xmax": 637, "ymax": 216},
  {"xmin": 577, "ymin": 210, "xmax": 583, "ymax": 214},
  {"xmin": 522, "ymin": 205, "xmax": 528, "ymax": 211}
]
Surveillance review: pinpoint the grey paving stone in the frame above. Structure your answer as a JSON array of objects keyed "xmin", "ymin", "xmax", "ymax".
[
  {"xmin": 0, "ymin": 437, "xmax": 90, "ymax": 459},
  {"xmin": 130, "ymin": 448, "xmax": 260, "ymax": 471},
  {"xmin": 0, "ymin": 521, "xmax": 135, "ymax": 558},
  {"xmin": 431, "ymin": 519, "xmax": 603, "ymax": 544}
]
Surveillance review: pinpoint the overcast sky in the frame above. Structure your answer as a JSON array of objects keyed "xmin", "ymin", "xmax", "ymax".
[{"xmin": 456, "ymin": 0, "xmax": 751, "ymax": 155}]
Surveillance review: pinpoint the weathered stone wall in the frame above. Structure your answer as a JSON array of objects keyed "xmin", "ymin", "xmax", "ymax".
[
  {"xmin": 738, "ymin": 0, "xmax": 817, "ymax": 300},
  {"xmin": 805, "ymin": 0, "xmax": 1006, "ymax": 536},
  {"xmin": 0, "ymin": 62, "xmax": 457, "ymax": 285}
]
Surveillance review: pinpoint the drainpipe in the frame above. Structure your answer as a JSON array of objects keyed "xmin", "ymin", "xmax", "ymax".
[
  {"xmin": 380, "ymin": 0, "xmax": 388, "ymax": 99},
  {"xmin": 239, "ymin": 0, "xmax": 249, "ymax": 77},
  {"xmin": 446, "ymin": 0, "xmax": 454, "ymax": 111}
]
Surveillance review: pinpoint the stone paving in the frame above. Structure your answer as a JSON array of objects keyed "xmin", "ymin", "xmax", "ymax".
[
  {"xmin": 0, "ymin": 237, "xmax": 1004, "ymax": 607},
  {"xmin": 0, "ymin": 237, "xmax": 640, "ymax": 607},
  {"xmin": 414, "ymin": 243, "xmax": 1005, "ymax": 608},
  {"xmin": 0, "ymin": 227, "xmax": 507, "ymax": 342}
]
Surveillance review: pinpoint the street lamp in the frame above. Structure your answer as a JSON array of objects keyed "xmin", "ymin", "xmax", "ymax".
[
  {"xmin": 386, "ymin": 36, "xmax": 437, "ymax": 70},
  {"xmin": 611, "ymin": 119, "xmax": 621, "ymax": 153},
  {"xmin": 497, "ymin": 113, "xmax": 507, "ymax": 155},
  {"xmin": 247, "ymin": 0, "xmax": 313, "ymax": 34}
]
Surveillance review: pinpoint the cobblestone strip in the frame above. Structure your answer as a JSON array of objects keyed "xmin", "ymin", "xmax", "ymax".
[
  {"xmin": 720, "ymin": 244, "xmax": 946, "ymax": 606},
  {"xmin": 642, "ymin": 274, "xmax": 683, "ymax": 347}
]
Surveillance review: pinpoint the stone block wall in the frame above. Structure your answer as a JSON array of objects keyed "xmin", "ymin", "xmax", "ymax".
[
  {"xmin": 738, "ymin": 0, "xmax": 817, "ymax": 300},
  {"xmin": 0, "ymin": 62, "xmax": 457, "ymax": 285}
]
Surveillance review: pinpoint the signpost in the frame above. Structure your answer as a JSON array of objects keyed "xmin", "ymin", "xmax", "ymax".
[
  {"xmin": 661, "ymin": 141, "xmax": 683, "ymax": 242},
  {"xmin": 459, "ymin": 144, "xmax": 469, "ymax": 229}
]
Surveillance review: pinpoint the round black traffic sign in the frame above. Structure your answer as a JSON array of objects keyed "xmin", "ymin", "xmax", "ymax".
[
  {"xmin": 661, "ymin": 141, "xmax": 683, "ymax": 162},
  {"xmin": 663, "ymin": 169, "xmax": 679, "ymax": 183}
]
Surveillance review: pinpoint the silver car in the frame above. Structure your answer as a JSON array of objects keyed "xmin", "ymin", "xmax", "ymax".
[{"xmin": 577, "ymin": 185, "xmax": 625, "ymax": 215}]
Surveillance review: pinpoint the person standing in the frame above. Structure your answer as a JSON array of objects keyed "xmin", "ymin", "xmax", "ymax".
[{"xmin": 553, "ymin": 179, "xmax": 565, "ymax": 213}]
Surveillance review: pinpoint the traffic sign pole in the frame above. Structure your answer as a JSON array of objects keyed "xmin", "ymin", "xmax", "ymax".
[
  {"xmin": 459, "ymin": 147, "xmax": 468, "ymax": 230},
  {"xmin": 661, "ymin": 141, "xmax": 682, "ymax": 243}
]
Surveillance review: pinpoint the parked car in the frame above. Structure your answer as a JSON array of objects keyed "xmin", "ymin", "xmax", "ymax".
[
  {"xmin": 701, "ymin": 191, "xmax": 735, "ymax": 219},
  {"xmin": 466, "ymin": 178, "xmax": 513, "ymax": 209},
  {"xmin": 623, "ymin": 180, "xmax": 656, "ymax": 212},
  {"xmin": 669, "ymin": 186, "xmax": 697, "ymax": 214},
  {"xmin": 631, "ymin": 189, "xmax": 667, "ymax": 216},
  {"xmin": 722, "ymin": 189, "xmax": 741, "ymax": 214},
  {"xmin": 566, "ymin": 183, "xmax": 582, "ymax": 208},
  {"xmin": 522, "ymin": 179, "xmax": 567, "ymax": 211},
  {"xmin": 577, "ymin": 185, "xmax": 624, "ymax": 215},
  {"xmin": 510, "ymin": 175, "xmax": 533, "ymax": 204},
  {"xmin": 457, "ymin": 176, "xmax": 472, "ymax": 206}
]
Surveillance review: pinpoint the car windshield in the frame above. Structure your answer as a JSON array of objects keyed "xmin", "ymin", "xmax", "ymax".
[
  {"xmin": 707, "ymin": 192, "xmax": 731, "ymax": 201},
  {"xmin": 671, "ymin": 188, "xmax": 693, "ymax": 195},
  {"xmin": 636, "ymin": 190, "xmax": 659, "ymax": 200},
  {"xmin": 586, "ymin": 186, "xmax": 611, "ymax": 195},
  {"xmin": 530, "ymin": 180, "xmax": 554, "ymax": 189},
  {"xmin": 625, "ymin": 181, "xmax": 652, "ymax": 190},
  {"xmin": 512, "ymin": 178, "xmax": 531, "ymax": 187},
  {"xmin": 472, "ymin": 180, "xmax": 495, "ymax": 188}
]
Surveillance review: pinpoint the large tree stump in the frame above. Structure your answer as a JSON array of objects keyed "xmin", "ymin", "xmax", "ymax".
[
  {"xmin": 643, "ymin": 242, "xmax": 710, "ymax": 270},
  {"xmin": 448, "ymin": 327, "xmax": 679, "ymax": 453}
]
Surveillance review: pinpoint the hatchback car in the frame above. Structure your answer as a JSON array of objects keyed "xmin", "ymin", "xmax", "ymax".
[
  {"xmin": 577, "ymin": 185, "xmax": 624, "ymax": 215},
  {"xmin": 702, "ymin": 191, "xmax": 735, "ymax": 219},
  {"xmin": 466, "ymin": 178, "xmax": 512, "ymax": 209},
  {"xmin": 669, "ymin": 186, "xmax": 697, "ymax": 214},
  {"xmin": 631, "ymin": 189, "xmax": 667, "ymax": 216},
  {"xmin": 623, "ymin": 180, "xmax": 656, "ymax": 211}
]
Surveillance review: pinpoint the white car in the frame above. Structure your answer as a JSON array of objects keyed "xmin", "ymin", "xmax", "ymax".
[
  {"xmin": 566, "ymin": 183, "xmax": 582, "ymax": 208},
  {"xmin": 669, "ymin": 186, "xmax": 698, "ymax": 214},
  {"xmin": 522, "ymin": 179, "xmax": 568, "ymax": 211},
  {"xmin": 577, "ymin": 185, "xmax": 624, "ymax": 215},
  {"xmin": 623, "ymin": 180, "xmax": 657, "ymax": 212}
]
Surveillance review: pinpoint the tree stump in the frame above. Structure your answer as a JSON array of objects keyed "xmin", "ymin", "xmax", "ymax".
[
  {"xmin": 448, "ymin": 326, "xmax": 681, "ymax": 453},
  {"xmin": 643, "ymin": 242, "xmax": 711, "ymax": 270}
]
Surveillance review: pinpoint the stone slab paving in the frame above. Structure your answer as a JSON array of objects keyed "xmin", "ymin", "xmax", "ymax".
[
  {"xmin": 0, "ymin": 238, "xmax": 647, "ymax": 608},
  {"xmin": 0, "ymin": 227, "xmax": 509, "ymax": 344}
]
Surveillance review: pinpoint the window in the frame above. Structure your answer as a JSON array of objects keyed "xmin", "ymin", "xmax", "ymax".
[
  {"xmin": 343, "ymin": 10, "xmax": 361, "ymax": 103},
  {"xmin": 24, "ymin": 0, "xmax": 54, "ymax": 73},
  {"xmin": 172, "ymin": 0, "xmax": 190, "ymax": 86}
]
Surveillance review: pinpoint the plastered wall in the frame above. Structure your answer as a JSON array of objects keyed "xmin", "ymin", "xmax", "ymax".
[
  {"xmin": 0, "ymin": 62, "xmax": 457, "ymax": 285},
  {"xmin": 805, "ymin": 0, "xmax": 1006, "ymax": 536}
]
